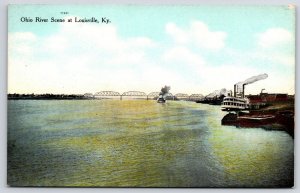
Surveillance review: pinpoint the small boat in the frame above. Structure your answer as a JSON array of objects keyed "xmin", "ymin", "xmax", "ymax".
[{"xmin": 157, "ymin": 95, "xmax": 166, "ymax": 103}]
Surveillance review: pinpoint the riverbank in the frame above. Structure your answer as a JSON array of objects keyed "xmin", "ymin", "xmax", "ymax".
[
  {"xmin": 221, "ymin": 100, "xmax": 294, "ymax": 137},
  {"xmin": 8, "ymin": 94, "xmax": 89, "ymax": 100}
]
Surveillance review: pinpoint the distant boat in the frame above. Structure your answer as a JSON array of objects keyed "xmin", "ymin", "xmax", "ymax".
[
  {"xmin": 221, "ymin": 96, "xmax": 249, "ymax": 111},
  {"xmin": 157, "ymin": 95, "xmax": 166, "ymax": 103}
]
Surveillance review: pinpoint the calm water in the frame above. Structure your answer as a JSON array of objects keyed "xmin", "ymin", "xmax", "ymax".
[{"xmin": 7, "ymin": 100, "xmax": 294, "ymax": 187}]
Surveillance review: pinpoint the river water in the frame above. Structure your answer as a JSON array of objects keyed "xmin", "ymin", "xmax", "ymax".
[{"xmin": 7, "ymin": 100, "xmax": 294, "ymax": 187}]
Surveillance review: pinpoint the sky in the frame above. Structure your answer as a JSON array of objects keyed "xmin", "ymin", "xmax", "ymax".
[{"xmin": 8, "ymin": 5, "xmax": 295, "ymax": 95}]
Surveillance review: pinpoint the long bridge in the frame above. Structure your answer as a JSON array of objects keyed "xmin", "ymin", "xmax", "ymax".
[{"xmin": 84, "ymin": 91, "xmax": 204, "ymax": 101}]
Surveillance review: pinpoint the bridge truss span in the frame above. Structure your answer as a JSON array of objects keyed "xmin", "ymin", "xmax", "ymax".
[
  {"xmin": 94, "ymin": 91, "xmax": 121, "ymax": 99},
  {"xmin": 189, "ymin": 94, "xmax": 204, "ymax": 101},
  {"xmin": 90, "ymin": 90, "xmax": 203, "ymax": 101},
  {"xmin": 121, "ymin": 91, "xmax": 147, "ymax": 99},
  {"xmin": 147, "ymin": 92, "xmax": 160, "ymax": 100},
  {"xmin": 175, "ymin": 93, "xmax": 189, "ymax": 100}
]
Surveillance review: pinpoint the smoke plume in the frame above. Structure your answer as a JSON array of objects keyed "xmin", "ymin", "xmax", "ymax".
[
  {"xmin": 236, "ymin": 73, "xmax": 268, "ymax": 92},
  {"xmin": 206, "ymin": 88, "xmax": 230, "ymax": 99},
  {"xmin": 159, "ymin": 86, "xmax": 171, "ymax": 98}
]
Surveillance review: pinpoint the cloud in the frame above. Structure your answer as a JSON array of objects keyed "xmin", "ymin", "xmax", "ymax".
[
  {"xmin": 254, "ymin": 28, "xmax": 295, "ymax": 67},
  {"xmin": 198, "ymin": 65, "xmax": 262, "ymax": 94},
  {"xmin": 257, "ymin": 28, "xmax": 293, "ymax": 48},
  {"xmin": 8, "ymin": 32, "xmax": 37, "ymax": 56},
  {"xmin": 8, "ymin": 20, "xmax": 295, "ymax": 95},
  {"xmin": 251, "ymin": 51, "xmax": 295, "ymax": 67},
  {"xmin": 8, "ymin": 22, "xmax": 159, "ymax": 94},
  {"xmin": 162, "ymin": 45, "xmax": 265, "ymax": 95},
  {"xmin": 165, "ymin": 23, "xmax": 189, "ymax": 44},
  {"xmin": 163, "ymin": 46, "xmax": 205, "ymax": 68},
  {"xmin": 166, "ymin": 21, "xmax": 227, "ymax": 51}
]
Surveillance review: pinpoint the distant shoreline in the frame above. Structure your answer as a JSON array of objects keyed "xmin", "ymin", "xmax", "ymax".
[{"xmin": 7, "ymin": 94, "xmax": 90, "ymax": 100}]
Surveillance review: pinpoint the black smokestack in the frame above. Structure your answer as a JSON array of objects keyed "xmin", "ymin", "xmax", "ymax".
[
  {"xmin": 242, "ymin": 84, "xmax": 245, "ymax": 98},
  {"xmin": 234, "ymin": 84, "xmax": 236, "ymax": 97}
]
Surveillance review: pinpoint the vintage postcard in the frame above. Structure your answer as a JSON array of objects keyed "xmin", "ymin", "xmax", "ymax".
[{"xmin": 8, "ymin": 5, "xmax": 295, "ymax": 187}]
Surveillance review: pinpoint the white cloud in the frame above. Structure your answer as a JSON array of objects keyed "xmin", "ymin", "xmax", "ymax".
[
  {"xmin": 162, "ymin": 46, "xmax": 266, "ymax": 95},
  {"xmin": 8, "ymin": 23, "xmax": 159, "ymax": 94},
  {"xmin": 128, "ymin": 37, "xmax": 157, "ymax": 48},
  {"xmin": 190, "ymin": 21, "xmax": 227, "ymax": 50},
  {"xmin": 8, "ymin": 21, "xmax": 295, "ymax": 95},
  {"xmin": 9, "ymin": 32, "xmax": 37, "ymax": 43},
  {"xmin": 165, "ymin": 21, "xmax": 227, "ymax": 51},
  {"xmin": 163, "ymin": 46, "xmax": 205, "ymax": 68},
  {"xmin": 251, "ymin": 51, "xmax": 295, "ymax": 67},
  {"xmin": 165, "ymin": 23, "xmax": 189, "ymax": 44},
  {"xmin": 257, "ymin": 28, "xmax": 293, "ymax": 48},
  {"xmin": 254, "ymin": 28, "xmax": 295, "ymax": 68},
  {"xmin": 43, "ymin": 35, "xmax": 68, "ymax": 53},
  {"xmin": 198, "ymin": 65, "xmax": 262, "ymax": 95},
  {"xmin": 8, "ymin": 32, "xmax": 37, "ymax": 56}
]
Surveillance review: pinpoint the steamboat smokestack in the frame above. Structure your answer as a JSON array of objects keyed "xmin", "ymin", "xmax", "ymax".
[
  {"xmin": 235, "ymin": 73, "xmax": 268, "ymax": 98},
  {"xmin": 234, "ymin": 84, "xmax": 236, "ymax": 97},
  {"xmin": 242, "ymin": 84, "xmax": 245, "ymax": 98}
]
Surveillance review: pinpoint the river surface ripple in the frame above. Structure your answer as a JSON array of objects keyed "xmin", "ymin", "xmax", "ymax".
[{"xmin": 7, "ymin": 100, "xmax": 294, "ymax": 187}]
